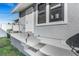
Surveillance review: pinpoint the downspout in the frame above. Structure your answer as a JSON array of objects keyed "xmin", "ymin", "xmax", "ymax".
[{"xmin": 18, "ymin": 18, "xmax": 21, "ymax": 33}]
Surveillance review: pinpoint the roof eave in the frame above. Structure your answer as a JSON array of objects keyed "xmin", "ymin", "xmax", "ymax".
[{"xmin": 11, "ymin": 3, "xmax": 33, "ymax": 13}]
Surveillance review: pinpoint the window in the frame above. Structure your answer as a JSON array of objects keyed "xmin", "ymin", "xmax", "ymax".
[
  {"xmin": 49, "ymin": 3, "xmax": 64, "ymax": 22},
  {"xmin": 36, "ymin": 3, "xmax": 67, "ymax": 26},
  {"xmin": 38, "ymin": 12, "xmax": 46, "ymax": 24},
  {"xmin": 37, "ymin": 3, "xmax": 46, "ymax": 24}
]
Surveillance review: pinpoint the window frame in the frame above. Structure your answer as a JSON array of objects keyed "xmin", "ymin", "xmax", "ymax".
[{"xmin": 36, "ymin": 3, "xmax": 68, "ymax": 26}]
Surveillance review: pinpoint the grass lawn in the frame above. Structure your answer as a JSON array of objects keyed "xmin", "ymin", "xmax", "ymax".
[{"xmin": 0, "ymin": 37, "xmax": 25, "ymax": 56}]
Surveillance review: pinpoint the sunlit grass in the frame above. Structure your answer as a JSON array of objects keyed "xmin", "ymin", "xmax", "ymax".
[{"xmin": 0, "ymin": 37, "xmax": 25, "ymax": 56}]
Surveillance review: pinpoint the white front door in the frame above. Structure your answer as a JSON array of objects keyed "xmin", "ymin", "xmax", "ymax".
[{"xmin": 25, "ymin": 7, "xmax": 34, "ymax": 33}]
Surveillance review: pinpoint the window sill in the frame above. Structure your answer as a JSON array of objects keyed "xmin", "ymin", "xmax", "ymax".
[{"xmin": 36, "ymin": 21, "xmax": 67, "ymax": 26}]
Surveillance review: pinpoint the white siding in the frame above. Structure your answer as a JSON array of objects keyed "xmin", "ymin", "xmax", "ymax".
[
  {"xmin": 35, "ymin": 3, "xmax": 79, "ymax": 41},
  {"xmin": 19, "ymin": 16, "xmax": 26, "ymax": 32},
  {"xmin": 19, "ymin": 7, "xmax": 34, "ymax": 33},
  {"xmin": 11, "ymin": 3, "xmax": 79, "ymax": 56},
  {"xmin": 13, "ymin": 24, "xmax": 19, "ymax": 32}
]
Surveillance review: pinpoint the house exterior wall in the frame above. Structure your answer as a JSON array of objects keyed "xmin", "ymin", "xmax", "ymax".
[
  {"xmin": 34, "ymin": 3, "xmax": 79, "ymax": 41},
  {"xmin": 18, "ymin": 3, "xmax": 79, "ymax": 41},
  {"xmin": 19, "ymin": 15, "xmax": 26, "ymax": 32},
  {"xmin": 13, "ymin": 24, "xmax": 19, "ymax": 32},
  {"xmin": 10, "ymin": 37, "xmax": 30, "ymax": 56},
  {"xmin": 19, "ymin": 6, "xmax": 34, "ymax": 33},
  {"xmin": 12, "ymin": 3, "xmax": 79, "ymax": 56}
]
